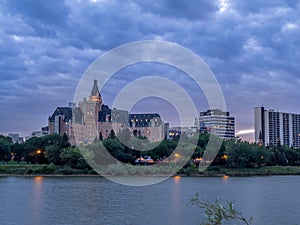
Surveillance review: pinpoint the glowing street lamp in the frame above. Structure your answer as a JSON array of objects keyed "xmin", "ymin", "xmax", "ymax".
[
  {"xmin": 222, "ymin": 154, "xmax": 228, "ymax": 160},
  {"xmin": 175, "ymin": 153, "xmax": 181, "ymax": 158}
]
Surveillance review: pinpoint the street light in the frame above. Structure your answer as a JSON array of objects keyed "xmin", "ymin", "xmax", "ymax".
[
  {"xmin": 222, "ymin": 154, "xmax": 228, "ymax": 160},
  {"xmin": 175, "ymin": 153, "xmax": 181, "ymax": 158}
]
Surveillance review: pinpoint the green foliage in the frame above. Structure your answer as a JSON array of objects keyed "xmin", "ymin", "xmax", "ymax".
[
  {"xmin": 143, "ymin": 139, "xmax": 177, "ymax": 160},
  {"xmin": 103, "ymin": 138, "xmax": 136, "ymax": 164},
  {"xmin": 4, "ymin": 131, "xmax": 300, "ymax": 175},
  {"xmin": 59, "ymin": 166, "xmax": 80, "ymax": 175},
  {"xmin": 0, "ymin": 135, "xmax": 13, "ymax": 162},
  {"xmin": 9, "ymin": 133, "xmax": 72, "ymax": 165},
  {"xmin": 60, "ymin": 147, "xmax": 84, "ymax": 169},
  {"xmin": 45, "ymin": 145, "xmax": 63, "ymax": 165},
  {"xmin": 29, "ymin": 163, "xmax": 56, "ymax": 174},
  {"xmin": 190, "ymin": 193, "xmax": 252, "ymax": 225},
  {"xmin": 224, "ymin": 140, "xmax": 271, "ymax": 168},
  {"xmin": 41, "ymin": 163, "xmax": 56, "ymax": 174}
]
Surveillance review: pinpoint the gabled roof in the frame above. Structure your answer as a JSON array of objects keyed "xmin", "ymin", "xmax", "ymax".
[{"xmin": 49, "ymin": 107, "xmax": 72, "ymax": 122}]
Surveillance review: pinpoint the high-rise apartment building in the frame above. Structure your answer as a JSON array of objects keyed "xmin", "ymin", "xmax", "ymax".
[
  {"xmin": 254, "ymin": 107, "xmax": 300, "ymax": 148},
  {"xmin": 195, "ymin": 109, "xmax": 235, "ymax": 139}
]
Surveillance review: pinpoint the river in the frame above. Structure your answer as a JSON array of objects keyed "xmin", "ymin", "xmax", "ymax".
[{"xmin": 1, "ymin": 175, "xmax": 300, "ymax": 225}]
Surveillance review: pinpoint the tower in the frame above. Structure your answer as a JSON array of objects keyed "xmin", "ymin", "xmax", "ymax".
[
  {"xmin": 89, "ymin": 79, "xmax": 102, "ymax": 104},
  {"xmin": 78, "ymin": 80, "xmax": 103, "ymax": 144}
]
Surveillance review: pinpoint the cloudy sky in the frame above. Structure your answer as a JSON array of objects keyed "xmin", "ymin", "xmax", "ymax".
[{"xmin": 1, "ymin": 0, "xmax": 300, "ymax": 141}]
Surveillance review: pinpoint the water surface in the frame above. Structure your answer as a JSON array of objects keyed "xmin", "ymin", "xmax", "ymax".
[{"xmin": 1, "ymin": 176, "xmax": 300, "ymax": 225}]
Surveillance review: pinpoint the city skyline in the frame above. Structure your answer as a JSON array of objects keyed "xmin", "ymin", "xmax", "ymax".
[{"xmin": 1, "ymin": 1, "xmax": 300, "ymax": 142}]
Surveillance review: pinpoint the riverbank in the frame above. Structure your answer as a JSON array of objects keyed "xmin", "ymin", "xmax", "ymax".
[
  {"xmin": 1, "ymin": 163, "xmax": 300, "ymax": 177},
  {"xmin": 0, "ymin": 163, "xmax": 98, "ymax": 176},
  {"xmin": 197, "ymin": 166, "xmax": 300, "ymax": 176}
]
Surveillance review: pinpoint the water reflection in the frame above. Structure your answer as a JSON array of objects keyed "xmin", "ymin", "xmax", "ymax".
[
  {"xmin": 170, "ymin": 176, "xmax": 182, "ymax": 225},
  {"xmin": 173, "ymin": 175, "xmax": 181, "ymax": 184},
  {"xmin": 31, "ymin": 176, "xmax": 43, "ymax": 225},
  {"xmin": 223, "ymin": 175, "xmax": 229, "ymax": 181}
]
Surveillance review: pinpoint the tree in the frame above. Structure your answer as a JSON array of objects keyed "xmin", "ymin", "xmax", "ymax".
[
  {"xmin": 103, "ymin": 138, "xmax": 124, "ymax": 157},
  {"xmin": 22, "ymin": 137, "xmax": 45, "ymax": 164},
  {"xmin": 144, "ymin": 139, "xmax": 176, "ymax": 160},
  {"xmin": 225, "ymin": 140, "xmax": 255, "ymax": 168},
  {"xmin": 60, "ymin": 147, "xmax": 85, "ymax": 169},
  {"xmin": 284, "ymin": 147, "xmax": 300, "ymax": 166},
  {"xmin": 45, "ymin": 145, "xmax": 63, "ymax": 165},
  {"xmin": 0, "ymin": 135, "xmax": 12, "ymax": 163},
  {"xmin": 41, "ymin": 134, "xmax": 61, "ymax": 147},
  {"xmin": 109, "ymin": 130, "xmax": 116, "ymax": 139},
  {"xmin": 197, "ymin": 133, "xmax": 210, "ymax": 149},
  {"xmin": 60, "ymin": 133, "xmax": 71, "ymax": 148},
  {"xmin": 103, "ymin": 138, "xmax": 136, "ymax": 164},
  {"xmin": 13, "ymin": 142, "xmax": 25, "ymax": 163}
]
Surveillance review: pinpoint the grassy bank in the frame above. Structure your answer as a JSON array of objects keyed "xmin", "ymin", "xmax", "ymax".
[
  {"xmin": 196, "ymin": 166, "xmax": 300, "ymax": 176},
  {"xmin": 0, "ymin": 163, "xmax": 98, "ymax": 175},
  {"xmin": 1, "ymin": 162, "xmax": 300, "ymax": 177}
]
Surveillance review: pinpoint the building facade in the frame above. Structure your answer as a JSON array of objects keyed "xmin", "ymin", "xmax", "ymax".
[
  {"xmin": 78, "ymin": 80, "xmax": 102, "ymax": 143},
  {"xmin": 49, "ymin": 80, "xmax": 168, "ymax": 145},
  {"xmin": 48, "ymin": 107, "xmax": 73, "ymax": 137},
  {"xmin": 128, "ymin": 114, "xmax": 168, "ymax": 142},
  {"xmin": 195, "ymin": 109, "xmax": 235, "ymax": 139},
  {"xmin": 254, "ymin": 107, "xmax": 300, "ymax": 148}
]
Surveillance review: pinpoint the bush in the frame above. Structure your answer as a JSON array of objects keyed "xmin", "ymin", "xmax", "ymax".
[
  {"xmin": 58, "ymin": 166, "xmax": 82, "ymax": 175},
  {"xmin": 190, "ymin": 193, "xmax": 252, "ymax": 225},
  {"xmin": 26, "ymin": 168, "xmax": 33, "ymax": 174},
  {"xmin": 33, "ymin": 163, "xmax": 56, "ymax": 174}
]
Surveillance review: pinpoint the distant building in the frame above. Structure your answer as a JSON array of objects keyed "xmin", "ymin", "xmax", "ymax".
[
  {"xmin": 195, "ymin": 109, "xmax": 235, "ymax": 139},
  {"xmin": 7, "ymin": 133, "xmax": 24, "ymax": 143},
  {"xmin": 254, "ymin": 107, "xmax": 300, "ymax": 148},
  {"xmin": 169, "ymin": 126, "xmax": 197, "ymax": 139},
  {"xmin": 129, "ymin": 114, "xmax": 168, "ymax": 142},
  {"xmin": 99, "ymin": 107, "xmax": 129, "ymax": 139},
  {"xmin": 30, "ymin": 130, "xmax": 49, "ymax": 138}
]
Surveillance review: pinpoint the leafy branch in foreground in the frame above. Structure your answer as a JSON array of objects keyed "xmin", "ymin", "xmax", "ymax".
[{"xmin": 190, "ymin": 193, "xmax": 252, "ymax": 225}]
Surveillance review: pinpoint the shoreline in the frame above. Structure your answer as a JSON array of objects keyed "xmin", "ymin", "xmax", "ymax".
[
  {"xmin": 2, "ymin": 164, "xmax": 300, "ymax": 177},
  {"xmin": 1, "ymin": 171, "xmax": 300, "ymax": 178}
]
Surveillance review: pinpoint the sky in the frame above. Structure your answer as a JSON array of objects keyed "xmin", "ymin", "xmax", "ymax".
[{"xmin": 1, "ymin": 0, "xmax": 300, "ymax": 141}]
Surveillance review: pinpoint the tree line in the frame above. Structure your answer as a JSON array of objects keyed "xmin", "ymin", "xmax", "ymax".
[
  {"xmin": 1, "ymin": 131, "xmax": 300, "ymax": 170},
  {"xmin": 0, "ymin": 134, "xmax": 89, "ymax": 170}
]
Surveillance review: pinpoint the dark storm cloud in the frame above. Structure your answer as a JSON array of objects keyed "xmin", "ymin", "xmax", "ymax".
[{"xmin": 0, "ymin": 0, "xmax": 300, "ymax": 139}]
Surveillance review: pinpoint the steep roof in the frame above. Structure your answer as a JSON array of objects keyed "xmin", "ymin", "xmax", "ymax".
[
  {"xmin": 49, "ymin": 107, "xmax": 72, "ymax": 122},
  {"xmin": 91, "ymin": 79, "xmax": 101, "ymax": 97}
]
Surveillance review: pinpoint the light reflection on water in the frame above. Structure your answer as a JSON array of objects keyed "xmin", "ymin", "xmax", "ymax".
[
  {"xmin": 30, "ymin": 176, "xmax": 43, "ymax": 225},
  {"xmin": 1, "ymin": 176, "xmax": 300, "ymax": 225}
]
